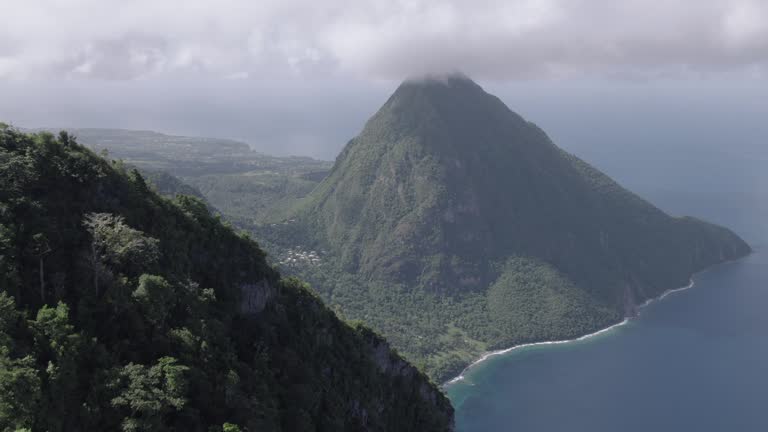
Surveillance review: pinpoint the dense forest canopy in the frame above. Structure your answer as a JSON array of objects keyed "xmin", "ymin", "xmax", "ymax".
[{"xmin": 0, "ymin": 124, "xmax": 453, "ymax": 432}]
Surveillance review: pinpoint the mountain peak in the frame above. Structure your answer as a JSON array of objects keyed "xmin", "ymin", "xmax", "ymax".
[
  {"xmin": 395, "ymin": 71, "xmax": 484, "ymax": 97},
  {"xmin": 403, "ymin": 71, "xmax": 474, "ymax": 85},
  {"xmin": 354, "ymin": 71, "xmax": 523, "ymax": 160}
]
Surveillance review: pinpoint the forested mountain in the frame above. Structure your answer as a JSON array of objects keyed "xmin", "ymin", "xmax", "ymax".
[
  {"xmin": 0, "ymin": 125, "xmax": 453, "ymax": 431},
  {"xmin": 263, "ymin": 74, "xmax": 751, "ymax": 381}
]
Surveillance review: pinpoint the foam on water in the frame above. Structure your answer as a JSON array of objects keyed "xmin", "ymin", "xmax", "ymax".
[{"xmin": 444, "ymin": 278, "xmax": 699, "ymax": 386}]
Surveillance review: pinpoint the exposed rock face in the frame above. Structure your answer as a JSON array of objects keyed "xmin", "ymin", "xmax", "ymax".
[
  {"xmin": 623, "ymin": 284, "xmax": 638, "ymax": 317},
  {"xmin": 239, "ymin": 280, "xmax": 276, "ymax": 314},
  {"xmin": 361, "ymin": 330, "xmax": 456, "ymax": 431},
  {"xmin": 238, "ymin": 278, "xmax": 456, "ymax": 430}
]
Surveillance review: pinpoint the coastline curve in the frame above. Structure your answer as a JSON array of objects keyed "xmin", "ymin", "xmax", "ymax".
[{"xmin": 444, "ymin": 278, "xmax": 699, "ymax": 386}]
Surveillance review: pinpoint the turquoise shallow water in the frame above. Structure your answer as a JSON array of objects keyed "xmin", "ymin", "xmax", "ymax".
[{"xmin": 447, "ymin": 152, "xmax": 768, "ymax": 432}]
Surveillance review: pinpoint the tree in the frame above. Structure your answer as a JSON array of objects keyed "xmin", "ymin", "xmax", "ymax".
[
  {"xmin": 0, "ymin": 351, "xmax": 41, "ymax": 431},
  {"xmin": 129, "ymin": 168, "xmax": 150, "ymax": 193},
  {"xmin": 83, "ymin": 213, "xmax": 160, "ymax": 297},
  {"xmin": 132, "ymin": 274, "xmax": 174, "ymax": 328},
  {"xmin": 222, "ymin": 423, "xmax": 242, "ymax": 432},
  {"xmin": 57, "ymin": 130, "xmax": 73, "ymax": 148},
  {"xmin": 111, "ymin": 357, "xmax": 189, "ymax": 432},
  {"xmin": 0, "ymin": 291, "xmax": 20, "ymax": 348},
  {"xmin": 31, "ymin": 302, "xmax": 78, "ymax": 360},
  {"xmin": 30, "ymin": 302, "xmax": 85, "ymax": 432},
  {"xmin": 32, "ymin": 233, "xmax": 52, "ymax": 302}
]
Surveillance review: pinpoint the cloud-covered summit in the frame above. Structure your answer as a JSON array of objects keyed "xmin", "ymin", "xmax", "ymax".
[{"xmin": 2, "ymin": 0, "xmax": 767, "ymax": 81}]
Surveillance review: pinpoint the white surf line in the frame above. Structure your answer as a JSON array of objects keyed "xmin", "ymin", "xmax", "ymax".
[
  {"xmin": 444, "ymin": 317, "xmax": 631, "ymax": 386},
  {"xmin": 444, "ymin": 277, "xmax": 700, "ymax": 387},
  {"xmin": 638, "ymin": 279, "xmax": 694, "ymax": 308},
  {"xmin": 445, "ymin": 254, "xmax": 752, "ymax": 386}
]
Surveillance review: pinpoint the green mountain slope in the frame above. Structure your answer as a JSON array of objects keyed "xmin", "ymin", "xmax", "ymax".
[
  {"xmin": 0, "ymin": 126, "xmax": 453, "ymax": 431},
  {"xmin": 267, "ymin": 74, "xmax": 751, "ymax": 381}
]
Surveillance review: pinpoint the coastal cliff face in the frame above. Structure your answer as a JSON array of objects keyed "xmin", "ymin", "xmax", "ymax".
[
  {"xmin": 0, "ymin": 126, "xmax": 454, "ymax": 431},
  {"xmin": 242, "ymin": 279, "xmax": 455, "ymax": 432},
  {"xmin": 268, "ymin": 74, "xmax": 751, "ymax": 382},
  {"xmin": 239, "ymin": 280, "xmax": 277, "ymax": 314},
  {"xmin": 364, "ymin": 330, "xmax": 456, "ymax": 431},
  {"xmin": 622, "ymin": 234, "xmax": 748, "ymax": 315}
]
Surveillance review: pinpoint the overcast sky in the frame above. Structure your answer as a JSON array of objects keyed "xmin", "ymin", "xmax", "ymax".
[{"xmin": 1, "ymin": 0, "xmax": 767, "ymax": 159}]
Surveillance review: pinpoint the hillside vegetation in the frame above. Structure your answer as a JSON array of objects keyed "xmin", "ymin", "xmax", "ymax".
[
  {"xmin": 261, "ymin": 75, "xmax": 751, "ymax": 381},
  {"xmin": 0, "ymin": 125, "xmax": 453, "ymax": 431},
  {"xmin": 44, "ymin": 128, "xmax": 332, "ymax": 224}
]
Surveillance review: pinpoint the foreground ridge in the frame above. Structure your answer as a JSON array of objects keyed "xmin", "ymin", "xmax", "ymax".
[{"xmin": 0, "ymin": 125, "xmax": 454, "ymax": 431}]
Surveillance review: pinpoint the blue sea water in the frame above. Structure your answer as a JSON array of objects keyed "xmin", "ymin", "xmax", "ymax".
[{"xmin": 447, "ymin": 144, "xmax": 768, "ymax": 432}]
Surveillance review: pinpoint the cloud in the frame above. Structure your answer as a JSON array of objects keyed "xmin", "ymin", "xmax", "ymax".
[{"xmin": 1, "ymin": 0, "xmax": 767, "ymax": 80}]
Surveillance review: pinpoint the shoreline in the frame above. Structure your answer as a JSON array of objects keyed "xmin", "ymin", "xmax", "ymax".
[{"xmin": 444, "ymin": 257, "xmax": 746, "ymax": 387}]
